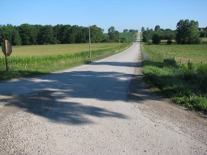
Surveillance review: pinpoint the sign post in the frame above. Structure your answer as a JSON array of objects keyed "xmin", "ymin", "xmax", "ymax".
[{"xmin": 2, "ymin": 40, "xmax": 12, "ymax": 71}]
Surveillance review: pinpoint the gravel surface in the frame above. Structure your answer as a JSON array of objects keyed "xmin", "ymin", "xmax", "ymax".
[{"xmin": 0, "ymin": 37, "xmax": 207, "ymax": 155}]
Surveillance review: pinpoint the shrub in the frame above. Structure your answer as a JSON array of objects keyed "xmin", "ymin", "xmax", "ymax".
[
  {"xmin": 197, "ymin": 64, "xmax": 207, "ymax": 78},
  {"xmin": 182, "ymin": 61, "xmax": 196, "ymax": 81}
]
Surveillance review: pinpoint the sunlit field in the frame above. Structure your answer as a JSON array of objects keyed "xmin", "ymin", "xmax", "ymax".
[{"xmin": 11, "ymin": 43, "xmax": 120, "ymax": 56}]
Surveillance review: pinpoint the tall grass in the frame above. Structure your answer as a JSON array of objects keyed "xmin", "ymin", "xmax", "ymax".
[
  {"xmin": 0, "ymin": 43, "xmax": 131, "ymax": 80},
  {"xmin": 141, "ymin": 44, "xmax": 207, "ymax": 113}
]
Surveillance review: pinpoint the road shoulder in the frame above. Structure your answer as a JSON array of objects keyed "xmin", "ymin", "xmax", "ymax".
[{"xmin": 127, "ymin": 59, "xmax": 207, "ymax": 147}]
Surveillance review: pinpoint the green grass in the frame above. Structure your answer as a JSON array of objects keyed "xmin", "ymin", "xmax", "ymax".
[
  {"xmin": 0, "ymin": 43, "xmax": 131, "ymax": 80},
  {"xmin": 141, "ymin": 44, "xmax": 207, "ymax": 113},
  {"xmin": 143, "ymin": 44, "xmax": 207, "ymax": 63},
  {"xmin": 10, "ymin": 43, "xmax": 121, "ymax": 56}
]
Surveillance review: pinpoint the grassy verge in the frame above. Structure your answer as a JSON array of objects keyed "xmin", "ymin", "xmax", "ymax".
[
  {"xmin": 0, "ymin": 43, "xmax": 131, "ymax": 80},
  {"xmin": 141, "ymin": 44, "xmax": 207, "ymax": 113}
]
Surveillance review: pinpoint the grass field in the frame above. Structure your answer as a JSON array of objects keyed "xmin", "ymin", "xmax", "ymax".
[
  {"xmin": 11, "ymin": 43, "xmax": 120, "ymax": 56},
  {"xmin": 141, "ymin": 44, "xmax": 207, "ymax": 113},
  {"xmin": 143, "ymin": 44, "xmax": 207, "ymax": 63},
  {"xmin": 0, "ymin": 43, "xmax": 131, "ymax": 80}
]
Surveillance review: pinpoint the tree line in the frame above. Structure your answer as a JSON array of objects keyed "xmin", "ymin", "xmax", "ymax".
[
  {"xmin": 0, "ymin": 24, "xmax": 137, "ymax": 46},
  {"xmin": 142, "ymin": 19, "xmax": 207, "ymax": 44}
]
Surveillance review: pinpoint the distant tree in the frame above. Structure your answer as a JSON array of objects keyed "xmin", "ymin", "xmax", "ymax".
[
  {"xmin": 108, "ymin": 26, "xmax": 115, "ymax": 34},
  {"xmin": 90, "ymin": 25, "xmax": 104, "ymax": 43},
  {"xmin": 108, "ymin": 26, "xmax": 119, "ymax": 42},
  {"xmin": 142, "ymin": 28, "xmax": 153, "ymax": 43},
  {"xmin": 0, "ymin": 25, "xmax": 21, "ymax": 45},
  {"xmin": 37, "ymin": 25, "xmax": 56, "ymax": 44},
  {"xmin": 154, "ymin": 25, "xmax": 161, "ymax": 31},
  {"xmin": 19, "ymin": 24, "xmax": 37, "ymax": 45},
  {"xmin": 141, "ymin": 27, "xmax": 145, "ymax": 33},
  {"xmin": 152, "ymin": 34, "xmax": 161, "ymax": 44},
  {"xmin": 176, "ymin": 19, "xmax": 200, "ymax": 44},
  {"xmin": 12, "ymin": 26, "xmax": 22, "ymax": 45},
  {"xmin": 199, "ymin": 27, "xmax": 207, "ymax": 37},
  {"xmin": 78, "ymin": 27, "xmax": 88, "ymax": 43},
  {"xmin": 162, "ymin": 29, "xmax": 176, "ymax": 40},
  {"xmin": 123, "ymin": 29, "xmax": 128, "ymax": 33},
  {"xmin": 53, "ymin": 24, "xmax": 71, "ymax": 43},
  {"xmin": 129, "ymin": 29, "xmax": 138, "ymax": 33}
]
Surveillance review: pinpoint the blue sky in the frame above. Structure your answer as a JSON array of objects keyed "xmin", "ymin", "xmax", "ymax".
[{"xmin": 1, "ymin": 0, "xmax": 207, "ymax": 32}]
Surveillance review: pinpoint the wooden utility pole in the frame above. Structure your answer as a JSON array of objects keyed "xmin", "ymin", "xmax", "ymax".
[
  {"xmin": 89, "ymin": 26, "xmax": 91, "ymax": 58},
  {"xmin": 4, "ymin": 40, "xmax": 9, "ymax": 71}
]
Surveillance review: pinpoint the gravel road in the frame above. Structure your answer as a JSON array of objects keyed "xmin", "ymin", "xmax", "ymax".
[{"xmin": 0, "ymin": 37, "xmax": 207, "ymax": 155}]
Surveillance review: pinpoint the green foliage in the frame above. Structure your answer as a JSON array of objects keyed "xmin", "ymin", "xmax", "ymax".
[
  {"xmin": 90, "ymin": 25, "xmax": 104, "ymax": 43},
  {"xmin": 142, "ymin": 27, "xmax": 175, "ymax": 43},
  {"xmin": 119, "ymin": 32, "xmax": 136, "ymax": 43},
  {"xmin": 182, "ymin": 61, "xmax": 196, "ymax": 81},
  {"xmin": 0, "ymin": 24, "xmax": 122, "ymax": 45},
  {"xmin": 152, "ymin": 34, "xmax": 161, "ymax": 44},
  {"xmin": 199, "ymin": 27, "xmax": 207, "ymax": 37},
  {"xmin": 19, "ymin": 24, "xmax": 37, "ymax": 45},
  {"xmin": 142, "ymin": 44, "xmax": 207, "ymax": 113},
  {"xmin": 176, "ymin": 19, "xmax": 200, "ymax": 44},
  {"xmin": 154, "ymin": 25, "xmax": 161, "ymax": 31},
  {"xmin": 108, "ymin": 26, "xmax": 119, "ymax": 42},
  {"xmin": 197, "ymin": 64, "xmax": 207, "ymax": 78},
  {"xmin": 37, "ymin": 25, "xmax": 56, "ymax": 44},
  {"xmin": 0, "ymin": 24, "xmax": 21, "ymax": 45}
]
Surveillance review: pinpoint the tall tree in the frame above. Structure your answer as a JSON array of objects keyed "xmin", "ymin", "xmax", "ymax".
[
  {"xmin": 37, "ymin": 25, "xmax": 56, "ymax": 44},
  {"xmin": 176, "ymin": 19, "xmax": 200, "ymax": 44},
  {"xmin": 90, "ymin": 25, "xmax": 103, "ymax": 43},
  {"xmin": 154, "ymin": 25, "xmax": 161, "ymax": 31},
  {"xmin": 123, "ymin": 29, "xmax": 128, "ymax": 33},
  {"xmin": 0, "ymin": 25, "xmax": 21, "ymax": 45},
  {"xmin": 19, "ymin": 24, "xmax": 37, "ymax": 45},
  {"xmin": 108, "ymin": 26, "xmax": 119, "ymax": 42},
  {"xmin": 141, "ymin": 27, "xmax": 145, "ymax": 33}
]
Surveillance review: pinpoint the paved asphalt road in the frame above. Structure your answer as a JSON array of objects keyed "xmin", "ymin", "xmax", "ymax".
[{"xmin": 0, "ymin": 37, "xmax": 207, "ymax": 155}]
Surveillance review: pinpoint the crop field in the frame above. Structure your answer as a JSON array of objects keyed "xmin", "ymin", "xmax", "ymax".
[
  {"xmin": 142, "ymin": 44, "xmax": 207, "ymax": 113},
  {"xmin": 0, "ymin": 43, "xmax": 131, "ymax": 80},
  {"xmin": 11, "ymin": 43, "xmax": 121, "ymax": 56}
]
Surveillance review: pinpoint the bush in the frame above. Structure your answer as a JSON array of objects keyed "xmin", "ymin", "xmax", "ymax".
[
  {"xmin": 197, "ymin": 64, "xmax": 207, "ymax": 78},
  {"xmin": 182, "ymin": 61, "xmax": 196, "ymax": 81}
]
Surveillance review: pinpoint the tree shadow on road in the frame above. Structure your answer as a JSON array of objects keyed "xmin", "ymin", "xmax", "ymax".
[
  {"xmin": 2, "ymin": 91, "xmax": 127, "ymax": 125},
  {"xmin": 0, "ymin": 61, "xmax": 158, "ymax": 125}
]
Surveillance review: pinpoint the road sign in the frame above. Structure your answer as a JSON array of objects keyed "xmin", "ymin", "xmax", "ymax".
[
  {"xmin": 1, "ymin": 40, "xmax": 12, "ymax": 71},
  {"xmin": 2, "ymin": 40, "xmax": 12, "ymax": 56}
]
